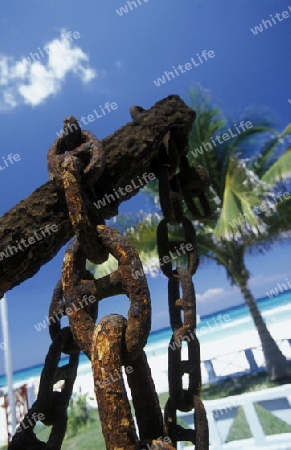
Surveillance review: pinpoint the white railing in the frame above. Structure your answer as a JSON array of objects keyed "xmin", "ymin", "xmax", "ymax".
[
  {"xmin": 202, "ymin": 338, "xmax": 291, "ymax": 383},
  {"xmin": 177, "ymin": 384, "xmax": 291, "ymax": 450}
]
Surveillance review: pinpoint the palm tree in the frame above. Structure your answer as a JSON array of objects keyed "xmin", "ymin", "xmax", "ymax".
[
  {"xmin": 89, "ymin": 86, "xmax": 291, "ymax": 380},
  {"xmin": 184, "ymin": 87, "xmax": 291, "ymax": 379}
]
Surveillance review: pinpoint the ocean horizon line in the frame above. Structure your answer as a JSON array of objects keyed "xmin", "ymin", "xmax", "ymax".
[{"xmin": 0, "ymin": 292, "xmax": 289, "ymax": 381}]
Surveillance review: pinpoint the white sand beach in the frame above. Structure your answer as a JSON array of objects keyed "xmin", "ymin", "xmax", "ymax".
[
  {"xmin": 0, "ymin": 320, "xmax": 290, "ymax": 447},
  {"xmin": 67, "ymin": 321, "xmax": 291, "ymax": 407}
]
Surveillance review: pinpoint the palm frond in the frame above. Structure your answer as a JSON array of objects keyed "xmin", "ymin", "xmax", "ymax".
[
  {"xmin": 214, "ymin": 157, "xmax": 266, "ymax": 239},
  {"xmin": 262, "ymin": 147, "xmax": 291, "ymax": 184}
]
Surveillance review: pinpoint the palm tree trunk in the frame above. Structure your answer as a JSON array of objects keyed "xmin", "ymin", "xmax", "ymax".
[{"xmin": 239, "ymin": 281, "xmax": 290, "ymax": 381}]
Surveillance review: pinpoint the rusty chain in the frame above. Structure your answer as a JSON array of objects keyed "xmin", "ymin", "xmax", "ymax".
[
  {"xmin": 9, "ymin": 108, "xmax": 210, "ymax": 449},
  {"xmin": 9, "ymin": 328, "xmax": 79, "ymax": 450},
  {"xmin": 155, "ymin": 133, "xmax": 209, "ymax": 449}
]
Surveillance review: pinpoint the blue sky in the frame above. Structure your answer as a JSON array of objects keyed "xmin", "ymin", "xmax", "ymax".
[{"xmin": 0, "ymin": 0, "xmax": 291, "ymax": 373}]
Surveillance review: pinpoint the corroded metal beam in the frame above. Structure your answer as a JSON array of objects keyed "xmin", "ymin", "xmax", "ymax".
[{"xmin": 0, "ymin": 95, "xmax": 196, "ymax": 296}]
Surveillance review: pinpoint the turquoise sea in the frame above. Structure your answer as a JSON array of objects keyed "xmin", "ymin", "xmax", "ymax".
[{"xmin": 1, "ymin": 291, "xmax": 290, "ymax": 388}]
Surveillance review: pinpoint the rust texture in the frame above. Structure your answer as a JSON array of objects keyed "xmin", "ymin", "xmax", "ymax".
[
  {"xmin": 47, "ymin": 119, "xmax": 105, "ymax": 190},
  {"xmin": 0, "ymin": 95, "xmax": 196, "ymax": 297},
  {"xmin": 61, "ymin": 155, "xmax": 108, "ymax": 264},
  {"xmin": 95, "ymin": 224, "xmax": 151, "ymax": 360},
  {"xmin": 61, "ymin": 224, "xmax": 151, "ymax": 360},
  {"xmin": 91, "ymin": 314, "xmax": 139, "ymax": 450},
  {"xmin": 62, "ymin": 237, "xmax": 97, "ymax": 358}
]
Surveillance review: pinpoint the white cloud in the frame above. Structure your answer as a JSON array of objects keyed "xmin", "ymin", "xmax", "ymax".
[
  {"xmin": 195, "ymin": 272, "xmax": 291, "ymax": 316},
  {"xmin": 0, "ymin": 30, "xmax": 97, "ymax": 111},
  {"xmin": 196, "ymin": 287, "xmax": 232, "ymax": 303},
  {"xmin": 196, "ymin": 286, "xmax": 243, "ymax": 316},
  {"xmin": 249, "ymin": 273, "xmax": 289, "ymax": 288}
]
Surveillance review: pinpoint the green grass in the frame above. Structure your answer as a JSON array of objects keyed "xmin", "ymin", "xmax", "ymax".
[
  {"xmin": 226, "ymin": 403, "xmax": 291, "ymax": 442},
  {"xmin": 226, "ymin": 406, "xmax": 253, "ymax": 442},
  {"xmin": 200, "ymin": 371, "xmax": 282, "ymax": 401},
  {"xmin": 0, "ymin": 410, "xmax": 105, "ymax": 450},
  {"xmin": 0, "ymin": 408, "xmax": 187, "ymax": 450},
  {"xmin": 256, "ymin": 403, "xmax": 291, "ymax": 436},
  {"xmin": 33, "ymin": 410, "xmax": 105, "ymax": 449}
]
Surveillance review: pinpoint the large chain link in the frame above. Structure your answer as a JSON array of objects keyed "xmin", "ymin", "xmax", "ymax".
[{"xmin": 9, "ymin": 108, "xmax": 209, "ymax": 449}]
